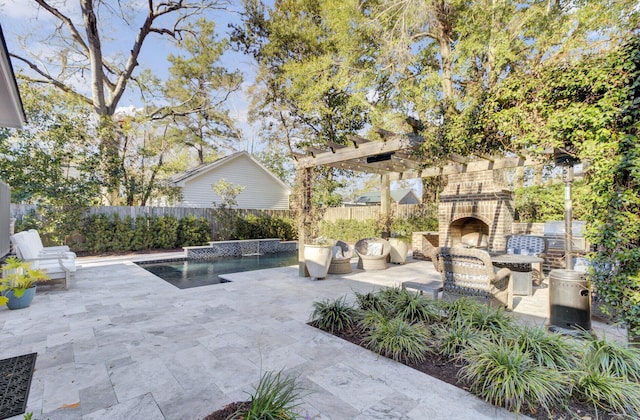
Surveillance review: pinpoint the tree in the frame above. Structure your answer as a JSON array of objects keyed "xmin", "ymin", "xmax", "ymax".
[
  {"xmin": 116, "ymin": 112, "xmax": 182, "ymax": 206},
  {"xmin": 155, "ymin": 18, "xmax": 243, "ymax": 165},
  {"xmin": 9, "ymin": 0, "xmax": 227, "ymax": 202},
  {"xmin": 0, "ymin": 83, "xmax": 102, "ymax": 243},
  {"xmin": 484, "ymin": 36, "xmax": 640, "ymax": 340}
]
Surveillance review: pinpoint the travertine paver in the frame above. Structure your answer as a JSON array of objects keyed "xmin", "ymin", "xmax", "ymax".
[{"xmin": 0, "ymin": 254, "xmax": 624, "ymax": 419}]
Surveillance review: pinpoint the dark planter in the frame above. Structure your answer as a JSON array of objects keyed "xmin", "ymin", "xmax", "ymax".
[{"xmin": 4, "ymin": 286, "xmax": 36, "ymax": 310}]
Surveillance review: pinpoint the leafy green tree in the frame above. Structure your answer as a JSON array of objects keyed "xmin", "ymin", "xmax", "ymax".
[
  {"xmin": 9, "ymin": 0, "xmax": 228, "ymax": 202},
  {"xmin": 485, "ymin": 36, "xmax": 640, "ymax": 340},
  {"xmin": 212, "ymin": 178, "xmax": 245, "ymax": 240},
  {"xmin": 0, "ymin": 84, "xmax": 102, "ymax": 244},
  {"xmin": 155, "ymin": 18, "xmax": 243, "ymax": 165}
]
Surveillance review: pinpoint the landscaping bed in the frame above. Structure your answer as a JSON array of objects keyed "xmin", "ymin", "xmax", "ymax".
[{"xmin": 307, "ymin": 289, "xmax": 640, "ymax": 420}]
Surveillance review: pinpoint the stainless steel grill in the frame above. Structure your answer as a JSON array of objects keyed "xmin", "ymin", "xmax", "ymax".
[{"xmin": 543, "ymin": 221, "xmax": 587, "ymax": 253}]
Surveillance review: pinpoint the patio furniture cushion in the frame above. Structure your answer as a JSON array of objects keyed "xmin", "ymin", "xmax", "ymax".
[
  {"xmin": 367, "ymin": 242, "xmax": 383, "ymax": 256},
  {"xmin": 434, "ymin": 247, "xmax": 513, "ymax": 309},
  {"xmin": 506, "ymin": 235, "xmax": 547, "ymax": 284}
]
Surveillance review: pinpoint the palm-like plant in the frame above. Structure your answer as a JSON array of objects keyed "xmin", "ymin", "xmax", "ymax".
[
  {"xmin": 354, "ymin": 290, "xmax": 388, "ymax": 314},
  {"xmin": 310, "ymin": 296, "xmax": 358, "ymax": 333},
  {"xmin": 505, "ymin": 324, "xmax": 579, "ymax": 370},
  {"xmin": 232, "ymin": 370, "xmax": 305, "ymax": 420},
  {"xmin": 432, "ymin": 321, "xmax": 483, "ymax": 360},
  {"xmin": 579, "ymin": 332, "xmax": 640, "ymax": 380},
  {"xmin": 459, "ymin": 337, "xmax": 569, "ymax": 415},
  {"xmin": 363, "ymin": 317, "xmax": 430, "ymax": 364},
  {"xmin": 572, "ymin": 369, "xmax": 640, "ymax": 417},
  {"xmin": 391, "ymin": 289, "xmax": 441, "ymax": 324}
]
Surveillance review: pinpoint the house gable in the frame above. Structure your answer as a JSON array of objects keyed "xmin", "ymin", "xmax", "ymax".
[{"xmin": 174, "ymin": 151, "xmax": 290, "ymax": 209}]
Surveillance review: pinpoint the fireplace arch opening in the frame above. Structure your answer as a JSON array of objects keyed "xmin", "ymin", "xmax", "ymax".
[{"xmin": 449, "ymin": 217, "xmax": 490, "ymax": 249}]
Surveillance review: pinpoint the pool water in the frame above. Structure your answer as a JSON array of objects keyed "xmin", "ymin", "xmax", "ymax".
[{"xmin": 138, "ymin": 252, "xmax": 298, "ymax": 289}]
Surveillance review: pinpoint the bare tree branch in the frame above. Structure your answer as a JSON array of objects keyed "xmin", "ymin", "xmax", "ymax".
[{"xmin": 9, "ymin": 52, "xmax": 93, "ymax": 106}]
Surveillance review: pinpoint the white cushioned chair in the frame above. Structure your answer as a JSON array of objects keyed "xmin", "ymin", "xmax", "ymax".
[
  {"xmin": 355, "ymin": 238, "xmax": 390, "ymax": 270},
  {"xmin": 10, "ymin": 230, "xmax": 76, "ymax": 289}
]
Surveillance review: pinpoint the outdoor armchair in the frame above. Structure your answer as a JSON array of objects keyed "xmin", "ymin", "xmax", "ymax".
[
  {"xmin": 355, "ymin": 238, "xmax": 390, "ymax": 270},
  {"xmin": 328, "ymin": 240, "xmax": 354, "ymax": 274},
  {"xmin": 434, "ymin": 246, "xmax": 513, "ymax": 309}
]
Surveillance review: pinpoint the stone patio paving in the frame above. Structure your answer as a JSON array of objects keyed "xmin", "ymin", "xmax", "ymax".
[{"xmin": 0, "ymin": 254, "xmax": 626, "ymax": 419}]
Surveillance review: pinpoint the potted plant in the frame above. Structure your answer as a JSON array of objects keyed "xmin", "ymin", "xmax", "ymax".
[
  {"xmin": 304, "ymin": 237, "xmax": 335, "ymax": 279},
  {"xmin": 389, "ymin": 231, "xmax": 411, "ymax": 264},
  {"xmin": 1, "ymin": 257, "xmax": 50, "ymax": 310}
]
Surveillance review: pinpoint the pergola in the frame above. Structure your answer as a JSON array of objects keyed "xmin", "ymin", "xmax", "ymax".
[{"xmin": 294, "ymin": 127, "xmax": 544, "ymax": 276}]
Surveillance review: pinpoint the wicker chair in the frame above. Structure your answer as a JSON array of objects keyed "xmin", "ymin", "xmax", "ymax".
[
  {"xmin": 434, "ymin": 247, "xmax": 513, "ymax": 309},
  {"xmin": 328, "ymin": 240, "xmax": 354, "ymax": 274},
  {"xmin": 506, "ymin": 235, "xmax": 547, "ymax": 285},
  {"xmin": 355, "ymin": 238, "xmax": 391, "ymax": 270}
]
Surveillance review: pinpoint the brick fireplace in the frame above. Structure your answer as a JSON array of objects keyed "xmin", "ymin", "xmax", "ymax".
[{"xmin": 438, "ymin": 170, "xmax": 514, "ymax": 252}]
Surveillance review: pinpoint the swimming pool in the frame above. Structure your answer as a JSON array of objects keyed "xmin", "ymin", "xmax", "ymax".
[{"xmin": 138, "ymin": 251, "xmax": 298, "ymax": 289}]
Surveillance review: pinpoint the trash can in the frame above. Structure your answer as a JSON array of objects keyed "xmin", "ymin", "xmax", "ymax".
[{"xmin": 548, "ymin": 269, "xmax": 591, "ymax": 334}]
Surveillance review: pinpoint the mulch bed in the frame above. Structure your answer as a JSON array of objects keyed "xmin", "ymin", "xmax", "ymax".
[{"xmin": 203, "ymin": 401, "xmax": 251, "ymax": 420}]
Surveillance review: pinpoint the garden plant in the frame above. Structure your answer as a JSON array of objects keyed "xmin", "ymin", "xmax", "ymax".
[{"xmin": 310, "ymin": 289, "xmax": 640, "ymax": 419}]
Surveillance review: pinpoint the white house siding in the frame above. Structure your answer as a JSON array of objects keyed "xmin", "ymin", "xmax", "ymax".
[{"xmin": 180, "ymin": 154, "xmax": 290, "ymax": 209}]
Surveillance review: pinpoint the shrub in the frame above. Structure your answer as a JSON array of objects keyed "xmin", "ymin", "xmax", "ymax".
[
  {"xmin": 572, "ymin": 370, "xmax": 640, "ymax": 417},
  {"xmin": 459, "ymin": 337, "xmax": 569, "ymax": 415},
  {"xmin": 310, "ymin": 296, "xmax": 358, "ymax": 334},
  {"xmin": 155, "ymin": 215, "xmax": 179, "ymax": 249},
  {"xmin": 505, "ymin": 325, "xmax": 578, "ymax": 370},
  {"xmin": 389, "ymin": 289, "xmax": 440, "ymax": 324},
  {"xmin": 363, "ymin": 317, "xmax": 430, "ymax": 364},
  {"xmin": 319, "ymin": 219, "xmax": 377, "ymax": 243},
  {"xmin": 110, "ymin": 214, "xmax": 134, "ymax": 251},
  {"xmin": 579, "ymin": 333, "xmax": 640, "ymax": 381},
  {"xmin": 233, "ymin": 370, "xmax": 305, "ymax": 420},
  {"xmin": 178, "ymin": 215, "xmax": 211, "ymax": 246},
  {"xmin": 235, "ymin": 214, "xmax": 296, "ymax": 240}
]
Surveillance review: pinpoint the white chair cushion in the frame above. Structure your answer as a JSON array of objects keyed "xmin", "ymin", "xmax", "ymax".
[
  {"xmin": 367, "ymin": 242, "xmax": 383, "ymax": 256},
  {"xmin": 332, "ymin": 246, "xmax": 344, "ymax": 259}
]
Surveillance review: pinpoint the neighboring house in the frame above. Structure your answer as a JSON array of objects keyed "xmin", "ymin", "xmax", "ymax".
[
  {"xmin": 351, "ymin": 189, "xmax": 421, "ymax": 206},
  {"xmin": 0, "ymin": 25, "xmax": 27, "ymax": 258},
  {"xmin": 171, "ymin": 151, "xmax": 290, "ymax": 209}
]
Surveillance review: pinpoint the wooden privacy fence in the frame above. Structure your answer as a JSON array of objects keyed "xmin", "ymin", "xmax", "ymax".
[{"xmin": 10, "ymin": 203, "xmax": 425, "ymax": 225}]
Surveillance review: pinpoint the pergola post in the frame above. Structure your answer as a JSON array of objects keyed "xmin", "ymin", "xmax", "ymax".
[
  {"xmin": 381, "ymin": 173, "xmax": 391, "ymax": 238},
  {"xmin": 297, "ymin": 167, "xmax": 312, "ymax": 277}
]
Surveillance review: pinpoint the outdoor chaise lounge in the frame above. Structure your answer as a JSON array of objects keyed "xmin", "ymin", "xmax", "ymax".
[
  {"xmin": 10, "ymin": 230, "xmax": 76, "ymax": 288},
  {"xmin": 434, "ymin": 246, "xmax": 513, "ymax": 309},
  {"xmin": 355, "ymin": 237, "xmax": 390, "ymax": 270},
  {"xmin": 505, "ymin": 235, "xmax": 547, "ymax": 284},
  {"xmin": 328, "ymin": 240, "xmax": 354, "ymax": 274}
]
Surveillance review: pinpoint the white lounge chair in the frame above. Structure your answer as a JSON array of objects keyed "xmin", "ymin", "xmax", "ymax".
[{"xmin": 10, "ymin": 230, "xmax": 76, "ymax": 289}]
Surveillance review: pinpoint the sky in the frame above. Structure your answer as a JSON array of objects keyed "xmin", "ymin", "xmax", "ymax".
[
  {"xmin": 0, "ymin": 0, "xmax": 257, "ymax": 143},
  {"xmin": 0, "ymin": 0, "xmax": 421, "ymax": 197}
]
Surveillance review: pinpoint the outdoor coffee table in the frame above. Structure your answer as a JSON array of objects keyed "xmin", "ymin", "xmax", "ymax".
[{"xmin": 490, "ymin": 253, "xmax": 544, "ymax": 296}]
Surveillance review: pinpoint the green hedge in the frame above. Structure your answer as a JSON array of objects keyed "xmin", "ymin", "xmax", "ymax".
[
  {"xmin": 234, "ymin": 214, "xmax": 297, "ymax": 241},
  {"xmin": 78, "ymin": 214, "xmax": 211, "ymax": 253}
]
